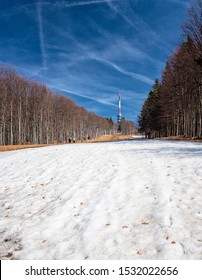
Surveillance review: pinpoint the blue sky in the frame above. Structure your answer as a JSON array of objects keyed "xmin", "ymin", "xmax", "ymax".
[{"xmin": 0, "ymin": 0, "xmax": 191, "ymax": 125}]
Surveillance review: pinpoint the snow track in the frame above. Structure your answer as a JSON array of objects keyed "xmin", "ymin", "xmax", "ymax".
[{"xmin": 0, "ymin": 140, "xmax": 202, "ymax": 259}]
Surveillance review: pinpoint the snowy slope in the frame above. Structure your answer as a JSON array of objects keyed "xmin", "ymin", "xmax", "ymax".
[{"xmin": 0, "ymin": 140, "xmax": 202, "ymax": 260}]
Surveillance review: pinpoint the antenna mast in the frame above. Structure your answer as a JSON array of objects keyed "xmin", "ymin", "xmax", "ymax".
[{"xmin": 117, "ymin": 93, "xmax": 122, "ymax": 124}]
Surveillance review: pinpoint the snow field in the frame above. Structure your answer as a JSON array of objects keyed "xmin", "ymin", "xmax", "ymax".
[{"xmin": 0, "ymin": 140, "xmax": 202, "ymax": 259}]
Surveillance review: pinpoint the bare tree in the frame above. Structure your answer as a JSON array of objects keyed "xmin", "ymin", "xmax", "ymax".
[
  {"xmin": 183, "ymin": 0, "xmax": 202, "ymax": 61},
  {"xmin": 0, "ymin": 66, "xmax": 121, "ymax": 145}
]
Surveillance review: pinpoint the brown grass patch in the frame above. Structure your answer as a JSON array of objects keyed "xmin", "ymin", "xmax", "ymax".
[
  {"xmin": 155, "ymin": 136, "xmax": 202, "ymax": 142},
  {"xmin": 0, "ymin": 134, "xmax": 136, "ymax": 152},
  {"xmin": 84, "ymin": 134, "xmax": 135, "ymax": 143},
  {"xmin": 0, "ymin": 144, "xmax": 53, "ymax": 152}
]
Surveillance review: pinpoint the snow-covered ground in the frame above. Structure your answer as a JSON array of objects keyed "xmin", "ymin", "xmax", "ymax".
[{"xmin": 0, "ymin": 140, "xmax": 202, "ymax": 260}]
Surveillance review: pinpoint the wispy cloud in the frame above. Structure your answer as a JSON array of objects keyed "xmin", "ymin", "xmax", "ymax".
[
  {"xmin": 100, "ymin": 37, "xmax": 164, "ymax": 69},
  {"xmin": 0, "ymin": 0, "xmax": 116, "ymax": 16},
  {"xmin": 106, "ymin": 60, "xmax": 154, "ymax": 85},
  {"xmin": 166, "ymin": 0, "xmax": 190, "ymax": 7},
  {"xmin": 106, "ymin": 0, "xmax": 171, "ymax": 50},
  {"xmin": 36, "ymin": 1, "xmax": 47, "ymax": 70},
  {"xmin": 41, "ymin": 0, "xmax": 116, "ymax": 8},
  {"xmin": 88, "ymin": 53, "xmax": 154, "ymax": 85},
  {"xmin": 52, "ymin": 86, "xmax": 117, "ymax": 108},
  {"xmin": 48, "ymin": 81, "xmax": 145, "ymax": 120},
  {"xmin": 106, "ymin": 0, "xmax": 158, "ymax": 39},
  {"xmin": 62, "ymin": 36, "xmax": 155, "ymax": 85},
  {"xmin": 0, "ymin": 0, "xmax": 188, "ymax": 122}
]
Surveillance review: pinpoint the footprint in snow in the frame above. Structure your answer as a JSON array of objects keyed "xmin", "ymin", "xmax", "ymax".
[
  {"xmin": 141, "ymin": 221, "xmax": 149, "ymax": 225},
  {"xmin": 74, "ymin": 214, "xmax": 80, "ymax": 217},
  {"xmin": 122, "ymin": 225, "xmax": 128, "ymax": 228}
]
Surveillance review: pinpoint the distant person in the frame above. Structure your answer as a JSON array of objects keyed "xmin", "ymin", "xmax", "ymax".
[
  {"xmin": 68, "ymin": 137, "xmax": 72, "ymax": 143},
  {"xmin": 73, "ymin": 137, "xmax": 76, "ymax": 143}
]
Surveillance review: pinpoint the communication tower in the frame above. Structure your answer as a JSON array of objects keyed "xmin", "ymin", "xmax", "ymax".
[{"xmin": 117, "ymin": 93, "xmax": 122, "ymax": 123}]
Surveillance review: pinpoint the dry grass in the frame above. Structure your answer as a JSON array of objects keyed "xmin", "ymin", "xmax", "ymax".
[
  {"xmin": 1, "ymin": 134, "xmax": 201, "ymax": 152},
  {"xmin": 0, "ymin": 144, "xmax": 53, "ymax": 152},
  {"xmin": 84, "ymin": 134, "xmax": 134, "ymax": 143},
  {"xmin": 155, "ymin": 136, "xmax": 202, "ymax": 142},
  {"xmin": 0, "ymin": 134, "xmax": 135, "ymax": 152}
]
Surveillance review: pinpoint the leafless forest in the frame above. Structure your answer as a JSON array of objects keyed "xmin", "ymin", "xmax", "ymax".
[
  {"xmin": 139, "ymin": 0, "xmax": 202, "ymax": 139},
  {"xmin": 0, "ymin": 67, "xmax": 135, "ymax": 146}
]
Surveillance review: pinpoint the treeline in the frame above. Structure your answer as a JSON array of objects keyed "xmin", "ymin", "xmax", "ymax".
[
  {"xmin": 0, "ymin": 66, "xmax": 121, "ymax": 145},
  {"xmin": 0, "ymin": 66, "xmax": 136, "ymax": 145},
  {"xmin": 139, "ymin": 0, "xmax": 202, "ymax": 139}
]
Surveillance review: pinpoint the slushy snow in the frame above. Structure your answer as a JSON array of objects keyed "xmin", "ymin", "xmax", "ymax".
[{"xmin": 0, "ymin": 140, "xmax": 202, "ymax": 259}]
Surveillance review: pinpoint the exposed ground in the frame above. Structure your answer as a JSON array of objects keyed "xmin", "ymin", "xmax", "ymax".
[
  {"xmin": 154, "ymin": 136, "xmax": 202, "ymax": 142},
  {"xmin": 85, "ymin": 134, "xmax": 134, "ymax": 142},
  {"xmin": 0, "ymin": 134, "xmax": 134, "ymax": 152},
  {"xmin": 0, "ymin": 144, "xmax": 52, "ymax": 152},
  {"xmin": 1, "ymin": 134, "xmax": 202, "ymax": 152}
]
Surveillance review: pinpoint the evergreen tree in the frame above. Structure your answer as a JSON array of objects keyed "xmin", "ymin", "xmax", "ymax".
[{"xmin": 138, "ymin": 79, "xmax": 161, "ymax": 138}]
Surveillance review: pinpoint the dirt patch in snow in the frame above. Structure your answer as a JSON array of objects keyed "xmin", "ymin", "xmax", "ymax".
[
  {"xmin": 0, "ymin": 134, "xmax": 135, "ymax": 152},
  {"xmin": 0, "ymin": 144, "xmax": 54, "ymax": 152},
  {"xmin": 84, "ymin": 134, "xmax": 134, "ymax": 143}
]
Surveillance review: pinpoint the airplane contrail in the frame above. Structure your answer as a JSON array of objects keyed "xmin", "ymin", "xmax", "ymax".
[
  {"xmin": 37, "ymin": 0, "xmax": 47, "ymax": 70},
  {"xmin": 40, "ymin": 0, "xmax": 116, "ymax": 8}
]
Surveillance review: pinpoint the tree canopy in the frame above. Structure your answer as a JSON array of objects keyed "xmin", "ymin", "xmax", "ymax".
[{"xmin": 139, "ymin": 1, "xmax": 202, "ymax": 139}]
